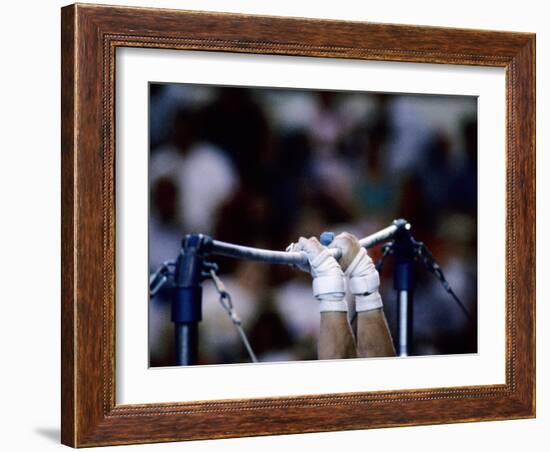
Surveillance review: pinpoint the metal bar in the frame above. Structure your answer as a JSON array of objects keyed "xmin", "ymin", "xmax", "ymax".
[
  {"xmin": 209, "ymin": 222, "xmax": 401, "ymax": 266},
  {"xmin": 209, "ymin": 240, "xmax": 307, "ymax": 265}
]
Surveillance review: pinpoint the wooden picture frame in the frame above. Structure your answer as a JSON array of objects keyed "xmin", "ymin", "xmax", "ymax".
[{"xmin": 61, "ymin": 3, "xmax": 535, "ymax": 447}]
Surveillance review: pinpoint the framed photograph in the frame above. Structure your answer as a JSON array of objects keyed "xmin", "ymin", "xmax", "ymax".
[{"xmin": 61, "ymin": 3, "xmax": 535, "ymax": 447}]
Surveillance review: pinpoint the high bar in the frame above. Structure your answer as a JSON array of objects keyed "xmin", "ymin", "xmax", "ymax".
[{"xmin": 208, "ymin": 219, "xmax": 409, "ymax": 267}]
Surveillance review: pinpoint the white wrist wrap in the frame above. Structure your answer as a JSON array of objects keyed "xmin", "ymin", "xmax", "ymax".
[
  {"xmin": 309, "ymin": 249, "xmax": 347, "ymax": 312},
  {"xmin": 348, "ymin": 272, "xmax": 380, "ymax": 295},
  {"xmin": 312, "ymin": 276, "xmax": 346, "ymax": 299},
  {"xmin": 345, "ymin": 248, "xmax": 380, "ymax": 295},
  {"xmin": 355, "ymin": 292, "xmax": 383, "ymax": 312}
]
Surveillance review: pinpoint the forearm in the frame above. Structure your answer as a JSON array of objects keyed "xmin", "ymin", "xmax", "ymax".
[
  {"xmin": 319, "ymin": 312, "xmax": 357, "ymax": 360},
  {"xmin": 356, "ymin": 308, "xmax": 396, "ymax": 357}
]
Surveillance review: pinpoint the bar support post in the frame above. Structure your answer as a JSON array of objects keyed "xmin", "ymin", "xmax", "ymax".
[{"xmin": 172, "ymin": 234, "xmax": 211, "ymax": 365}]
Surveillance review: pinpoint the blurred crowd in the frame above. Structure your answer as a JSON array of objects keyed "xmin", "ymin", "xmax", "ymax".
[{"xmin": 148, "ymin": 83, "xmax": 478, "ymax": 366}]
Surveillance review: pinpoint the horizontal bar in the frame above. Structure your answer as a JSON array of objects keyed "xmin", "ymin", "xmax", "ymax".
[
  {"xmin": 209, "ymin": 240, "xmax": 308, "ymax": 266},
  {"xmin": 208, "ymin": 220, "xmax": 407, "ymax": 267}
]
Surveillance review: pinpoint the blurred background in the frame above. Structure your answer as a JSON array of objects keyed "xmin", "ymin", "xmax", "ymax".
[{"xmin": 148, "ymin": 83, "xmax": 478, "ymax": 367}]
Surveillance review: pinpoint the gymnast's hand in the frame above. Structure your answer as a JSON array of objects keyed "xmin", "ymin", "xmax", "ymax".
[
  {"xmin": 328, "ymin": 232, "xmax": 382, "ymax": 312},
  {"xmin": 287, "ymin": 237, "xmax": 347, "ymax": 312},
  {"xmin": 326, "ymin": 232, "xmax": 362, "ymax": 272}
]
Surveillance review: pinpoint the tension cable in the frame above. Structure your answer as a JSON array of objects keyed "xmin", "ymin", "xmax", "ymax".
[{"xmin": 208, "ymin": 269, "xmax": 258, "ymax": 363}]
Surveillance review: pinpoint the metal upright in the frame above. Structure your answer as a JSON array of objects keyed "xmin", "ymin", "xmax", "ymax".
[
  {"xmin": 391, "ymin": 220, "xmax": 416, "ymax": 357},
  {"xmin": 172, "ymin": 234, "xmax": 211, "ymax": 365}
]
